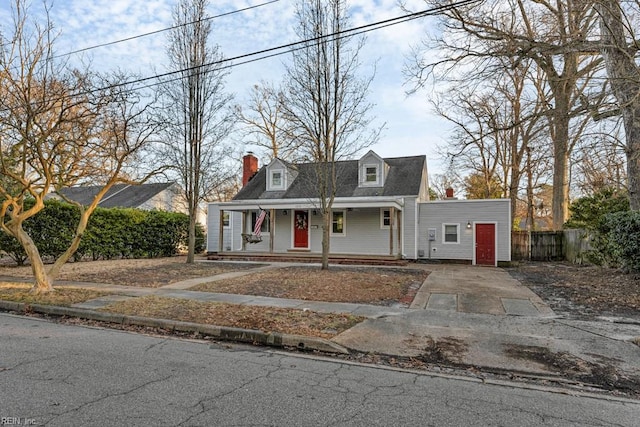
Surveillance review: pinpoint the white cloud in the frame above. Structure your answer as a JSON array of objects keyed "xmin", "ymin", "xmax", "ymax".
[{"xmin": 0, "ymin": 0, "xmax": 446, "ymax": 173}]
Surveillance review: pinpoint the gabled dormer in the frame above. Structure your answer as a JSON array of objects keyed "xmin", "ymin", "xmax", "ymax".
[
  {"xmin": 358, "ymin": 150, "xmax": 388, "ymax": 188},
  {"xmin": 265, "ymin": 158, "xmax": 298, "ymax": 192}
]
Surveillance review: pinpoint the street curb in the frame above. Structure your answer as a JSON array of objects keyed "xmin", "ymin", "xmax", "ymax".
[{"xmin": 0, "ymin": 300, "xmax": 350, "ymax": 355}]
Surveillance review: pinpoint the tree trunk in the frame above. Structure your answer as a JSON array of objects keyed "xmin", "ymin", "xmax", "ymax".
[
  {"xmin": 186, "ymin": 209, "xmax": 197, "ymax": 263},
  {"xmin": 9, "ymin": 223, "xmax": 53, "ymax": 294},
  {"xmin": 551, "ymin": 138, "xmax": 570, "ymax": 229},
  {"xmin": 48, "ymin": 207, "xmax": 91, "ymax": 280},
  {"xmin": 321, "ymin": 209, "xmax": 330, "ymax": 270},
  {"xmin": 508, "ymin": 170, "xmax": 520, "ymax": 230},
  {"xmin": 597, "ymin": 0, "xmax": 640, "ymax": 210},
  {"xmin": 526, "ymin": 146, "xmax": 535, "ymax": 230},
  {"xmin": 550, "ymin": 86, "xmax": 572, "ymax": 230}
]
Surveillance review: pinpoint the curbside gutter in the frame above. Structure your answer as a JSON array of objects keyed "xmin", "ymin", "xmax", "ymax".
[{"xmin": 0, "ymin": 300, "xmax": 350, "ymax": 355}]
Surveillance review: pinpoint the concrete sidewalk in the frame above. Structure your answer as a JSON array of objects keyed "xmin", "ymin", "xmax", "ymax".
[{"xmin": 333, "ymin": 306, "xmax": 640, "ymax": 378}]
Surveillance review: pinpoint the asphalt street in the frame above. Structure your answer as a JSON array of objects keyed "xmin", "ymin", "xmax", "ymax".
[{"xmin": 1, "ymin": 313, "xmax": 638, "ymax": 426}]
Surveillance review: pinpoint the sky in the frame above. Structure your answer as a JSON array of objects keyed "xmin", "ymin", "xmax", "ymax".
[{"xmin": 0, "ymin": 0, "xmax": 449, "ymax": 174}]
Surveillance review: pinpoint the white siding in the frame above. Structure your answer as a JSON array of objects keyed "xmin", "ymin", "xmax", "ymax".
[
  {"xmin": 206, "ymin": 205, "xmax": 237, "ymax": 252},
  {"xmin": 325, "ymin": 208, "xmax": 399, "ymax": 255},
  {"xmin": 231, "ymin": 212, "xmax": 242, "ymax": 251},
  {"xmin": 417, "ymin": 199, "xmax": 511, "ymax": 263},
  {"xmin": 206, "ymin": 204, "xmax": 219, "ymax": 252}
]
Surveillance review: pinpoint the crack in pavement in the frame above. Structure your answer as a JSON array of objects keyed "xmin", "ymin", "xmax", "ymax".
[{"xmin": 43, "ymin": 374, "xmax": 175, "ymax": 425}]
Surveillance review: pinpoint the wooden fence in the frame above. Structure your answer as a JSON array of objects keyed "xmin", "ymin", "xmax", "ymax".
[{"xmin": 511, "ymin": 229, "xmax": 591, "ymax": 263}]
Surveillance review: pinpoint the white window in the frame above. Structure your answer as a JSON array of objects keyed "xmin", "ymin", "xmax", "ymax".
[
  {"xmin": 365, "ymin": 166, "xmax": 377, "ymax": 182},
  {"xmin": 222, "ymin": 212, "xmax": 230, "ymax": 228},
  {"xmin": 270, "ymin": 170, "xmax": 284, "ymax": 189},
  {"xmin": 380, "ymin": 209, "xmax": 391, "ymax": 229},
  {"xmin": 443, "ymin": 224, "xmax": 459, "ymax": 243},
  {"xmin": 331, "ymin": 210, "xmax": 346, "ymax": 235}
]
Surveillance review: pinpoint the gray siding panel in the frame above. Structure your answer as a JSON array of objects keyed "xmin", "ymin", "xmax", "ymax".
[
  {"xmin": 418, "ymin": 199, "xmax": 511, "ymax": 262},
  {"xmin": 403, "ymin": 198, "xmax": 417, "ymax": 259}
]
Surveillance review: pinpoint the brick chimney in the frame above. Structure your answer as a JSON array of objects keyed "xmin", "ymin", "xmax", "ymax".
[
  {"xmin": 445, "ymin": 187, "xmax": 454, "ymax": 199},
  {"xmin": 242, "ymin": 152, "xmax": 259, "ymax": 187}
]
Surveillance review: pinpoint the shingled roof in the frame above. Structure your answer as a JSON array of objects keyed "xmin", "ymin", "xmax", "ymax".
[
  {"xmin": 233, "ymin": 155, "xmax": 426, "ymax": 201},
  {"xmin": 55, "ymin": 182, "xmax": 176, "ymax": 208}
]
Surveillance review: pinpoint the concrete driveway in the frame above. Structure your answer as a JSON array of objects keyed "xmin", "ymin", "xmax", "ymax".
[
  {"xmin": 409, "ymin": 264, "xmax": 554, "ymax": 317},
  {"xmin": 333, "ymin": 264, "xmax": 640, "ymax": 380}
]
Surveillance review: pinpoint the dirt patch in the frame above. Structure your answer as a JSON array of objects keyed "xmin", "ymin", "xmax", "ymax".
[
  {"xmin": 0, "ymin": 282, "xmax": 107, "ymax": 306},
  {"xmin": 0, "ymin": 257, "xmax": 265, "ymax": 288},
  {"xmin": 505, "ymin": 344, "xmax": 640, "ymax": 396},
  {"xmin": 409, "ymin": 336, "xmax": 468, "ymax": 365},
  {"xmin": 100, "ymin": 295, "xmax": 364, "ymax": 339},
  {"xmin": 192, "ymin": 266, "xmax": 428, "ymax": 306},
  {"xmin": 507, "ymin": 262, "xmax": 640, "ymax": 321}
]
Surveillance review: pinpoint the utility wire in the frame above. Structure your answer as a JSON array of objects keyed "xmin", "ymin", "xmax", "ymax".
[
  {"xmin": 77, "ymin": 0, "xmax": 481, "ymax": 96},
  {"xmin": 51, "ymin": 0, "xmax": 280, "ymax": 59}
]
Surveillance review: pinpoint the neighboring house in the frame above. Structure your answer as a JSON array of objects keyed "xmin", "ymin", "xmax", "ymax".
[
  {"xmin": 207, "ymin": 151, "xmax": 511, "ymax": 266},
  {"xmin": 50, "ymin": 182, "xmax": 203, "ymax": 221}
]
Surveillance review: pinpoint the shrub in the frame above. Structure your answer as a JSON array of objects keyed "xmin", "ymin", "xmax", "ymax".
[
  {"xmin": 590, "ymin": 211, "xmax": 640, "ymax": 272},
  {"xmin": 565, "ymin": 187, "xmax": 629, "ymax": 230},
  {"xmin": 0, "ymin": 200, "xmax": 195, "ymax": 265}
]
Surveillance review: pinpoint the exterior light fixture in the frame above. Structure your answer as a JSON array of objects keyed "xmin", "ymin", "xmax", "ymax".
[{"xmin": 466, "ymin": 221, "xmax": 472, "ymax": 229}]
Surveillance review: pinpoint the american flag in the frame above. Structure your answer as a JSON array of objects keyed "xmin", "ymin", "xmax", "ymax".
[{"xmin": 254, "ymin": 210, "xmax": 267, "ymax": 237}]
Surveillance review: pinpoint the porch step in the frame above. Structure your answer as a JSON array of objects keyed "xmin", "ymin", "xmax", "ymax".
[{"xmin": 207, "ymin": 253, "xmax": 408, "ymax": 267}]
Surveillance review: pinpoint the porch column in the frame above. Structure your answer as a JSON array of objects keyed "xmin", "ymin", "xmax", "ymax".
[
  {"xmin": 396, "ymin": 209, "xmax": 402, "ymax": 257},
  {"xmin": 241, "ymin": 211, "xmax": 247, "ymax": 251},
  {"xmin": 218, "ymin": 209, "xmax": 225, "ymax": 253},
  {"xmin": 389, "ymin": 207, "xmax": 395, "ymax": 256},
  {"xmin": 269, "ymin": 209, "xmax": 275, "ymax": 253}
]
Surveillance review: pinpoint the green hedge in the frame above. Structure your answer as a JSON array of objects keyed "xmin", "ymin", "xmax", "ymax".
[
  {"xmin": 589, "ymin": 211, "xmax": 640, "ymax": 272},
  {"xmin": 0, "ymin": 199, "xmax": 204, "ymax": 265}
]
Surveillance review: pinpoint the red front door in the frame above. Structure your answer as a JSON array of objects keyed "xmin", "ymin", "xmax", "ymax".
[
  {"xmin": 475, "ymin": 223, "xmax": 496, "ymax": 266},
  {"xmin": 293, "ymin": 210, "xmax": 309, "ymax": 248}
]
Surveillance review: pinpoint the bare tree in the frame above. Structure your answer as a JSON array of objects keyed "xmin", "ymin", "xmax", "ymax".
[
  {"xmin": 433, "ymin": 55, "xmax": 547, "ymax": 223},
  {"xmin": 408, "ymin": 0, "xmax": 603, "ymax": 229},
  {"xmin": 157, "ymin": 0, "xmax": 235, "ymax": 263},
  {"xmin": 282, "ymin": 0, "xmax": 382, "ymax": 269},
  {"xmin": 234, "ymin": 81, "xmax": 301, "ymax": 161},
  {"xmin": 0, "ymin": 0, "xmax": 161, "ymax": 293},
  {"xmin": 596, "ymin": 0, "xmax": 640, "ymax": 209},
  {"xmin": 572, "ymin": 125, "xmax": 627, "ymax": 193}
]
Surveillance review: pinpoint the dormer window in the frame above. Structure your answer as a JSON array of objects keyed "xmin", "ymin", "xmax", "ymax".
[
  {"xmin": 361, "ymin": 164, "xmax": 380, "ymax": 186},
  {"xmin": 365, "ymin": 167, "xmax": 377, "ymax": 182},
  {"xmin": 270, "ymin": 170, "xmax": 284, "ymax": 190}
]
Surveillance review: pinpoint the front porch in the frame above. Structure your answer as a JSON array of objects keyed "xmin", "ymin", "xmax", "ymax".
[{"xmin": 212, "ymin": 198, "xmax": 406, "ymax": 259}]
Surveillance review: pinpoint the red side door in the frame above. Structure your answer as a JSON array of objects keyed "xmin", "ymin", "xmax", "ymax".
[
  {"xmin": 293, "ymin": 210, "xmax": 309, "ymax": 248},
  {"xmin": 475, "ymin": 223, "xmax": 496, "ymax": 266}
]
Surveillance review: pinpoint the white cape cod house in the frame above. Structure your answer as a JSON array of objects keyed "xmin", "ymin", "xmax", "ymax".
[{"xmin": 207, "ymin": 151, "xmax": 511, "ymax": 266}]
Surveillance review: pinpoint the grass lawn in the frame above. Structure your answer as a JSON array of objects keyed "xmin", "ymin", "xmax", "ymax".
[
  {"xmin": 191, "ymin": 266, "xmax": 429, "ymax": 306},
  {"xmin": 0, "ymin": 282, "xmax": 108, "ymax": 306},
  {"xmin": 101, "ymin": 295, "xmax": 364, "ymax": 339}
]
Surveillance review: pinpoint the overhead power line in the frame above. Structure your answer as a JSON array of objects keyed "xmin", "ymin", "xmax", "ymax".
[
  {"xmin": 51, "ymin": 0, "xmax": 281, "ymax": 60},
  {"xmin": 80, "ymin": 0, "xmax": 482, "ymax": 96}
]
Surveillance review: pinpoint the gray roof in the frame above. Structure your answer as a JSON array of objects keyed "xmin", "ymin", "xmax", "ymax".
[
  {"xmin": 56, "ymin": 182, "xmax": 176, "ymax": 208},
  {"xmin": 233, "ymin": 155, "xmax": 426, "ymax": 201}
]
